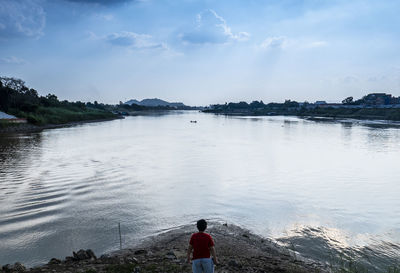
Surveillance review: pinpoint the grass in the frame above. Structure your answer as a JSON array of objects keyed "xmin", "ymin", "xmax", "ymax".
[
  {"xmin": 0, "ymin": 120, "xmax": 11, "ymax": 128},
  {"xmin": 9, "ymin": 106, "xmax": 116, "ymax": 125},
  {"xmin": 0, "ymin": 120, "xmax": 21, "ymax": 129}
]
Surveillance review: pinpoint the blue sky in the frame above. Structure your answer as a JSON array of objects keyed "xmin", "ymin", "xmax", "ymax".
[{"xmin": 1, "ymin": 0, "xmax": 400, "ymax": 105}]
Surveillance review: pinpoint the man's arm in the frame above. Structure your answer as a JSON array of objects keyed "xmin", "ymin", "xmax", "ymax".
[
  {"xmin": 186, "ymin": 244, "xmax": 193, "ymax": 263},
  {"xmin": 210, "ymin": 246, "xmax": 218, "ymax": 264}
]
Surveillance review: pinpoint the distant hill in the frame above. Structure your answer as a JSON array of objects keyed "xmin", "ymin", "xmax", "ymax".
[{"xmin": 125, "ymin": 98, "xmax": 186, "ymax": 108}]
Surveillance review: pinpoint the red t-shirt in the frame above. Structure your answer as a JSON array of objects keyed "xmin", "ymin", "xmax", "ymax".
[{"xmin": 189, "ymin": 232, "xmax": 215, "ymax": 260}]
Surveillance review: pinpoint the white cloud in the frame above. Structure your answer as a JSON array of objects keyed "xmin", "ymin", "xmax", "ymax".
[
  {"xmin": 181, "ymin": 9, "xmax": 250, "ymax": 45},
  {"xmin": 105, "ymin": 31, "xmax": 166, "ymax": 49},
  {"xmin": 343, "ymin": 75, "xmax": 358, "ymax": 84},
  {"xmin": 94, "ymin": 13, "xmax": 114, "ymax": 21},
  {"xmin": 0, "ymin": 0, "xmax": 46, "ymax": 39},
  {"xmin": 0, "ymin": 56, "xmax": 27, "ymax": 65},
  {"xmin": 65, "ymin": 0, "xmax": 133, "ymax": 5},
  {"xmin": 305, "ymin": 41, "xmax": 328, "ymax": 48},
  {"xmin": 260, "ymin": 36, "xmax": 289, "ymax": 50},
  {"xmin": 259, "ymin": 36, "xmax": 328, "ymax": 50}
]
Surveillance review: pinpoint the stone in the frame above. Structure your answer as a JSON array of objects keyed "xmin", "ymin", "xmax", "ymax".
[
  {"xmin": 2, "ymin": 264, "xmax": 11, "ymax": 272},
  {"xmin": 86, "ymin": 249, "xmax": 97, "ymax": 260},
  {"xmin": 99, "ymin": 254, "xmax": 120, "ymax": 264},
  {"xmin": 165, "ymin": 251, "xmax": 177, "ymax": 260},
  {"xmin": 72, "ymin": 249, "xmax": 97, "ymax": 261},
  {"xmin": 13, "ymin": 262, "xmax": 26, "ymax": 272},
  {"xmin": 228, "ymin": 259, "xmax": 241, "ymax": 268},
  {"xmin": 74, "ymin": 250, "xmax": 89, "ymax": 260},
  {"xmin": 134, "ymin": 249, "xmax": 148, "ymax": 255},
  {"xmin": 99, "ymin": 254, "xmax": 111, "ymax": 260},
  {"xmin": 1, "ymin": 263, "xmax": 26, "ymax": 272},
  {"xmin": 125, "ymin": 257, "xmax": 138, "ymax": 264},
  {"xmin": 65, "ymin": 256, "xmax": 76, "ymax": 262},
  {"xmin": 48, "ymin": 258, "xmax": 62, "ymax": 265}
]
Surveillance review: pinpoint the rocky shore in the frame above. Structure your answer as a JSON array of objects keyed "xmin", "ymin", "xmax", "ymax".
[{"xmin": 0, "ymin": 223, "xmax": 330, "ymax": 273}]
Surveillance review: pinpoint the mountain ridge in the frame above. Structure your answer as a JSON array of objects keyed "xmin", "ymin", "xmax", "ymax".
[{"xmin": 125, "ymin": 98, "xmax": 186, "ymax": 108}]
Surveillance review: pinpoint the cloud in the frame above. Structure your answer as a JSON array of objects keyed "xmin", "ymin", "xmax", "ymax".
[
  {"xmin": 0, "ymin": 56, "xmax": 27, "ymax": 65},
  {"xmin": 0, "ymin": 0, "xmax": 46, "ymax": 39},
  {"xmin": 64, "ymin": 0, "xmax": 133, "ymax": 5},
  {"xmin": 343, "ymin": 76, "xmax": 358, "ymax": 84},
  {"xmin": 181, "ymin": 9, "xmax": 249, "ymax": 45},
  {"xmin": 260, "ymin": 36, "xmax": 289, "ymax": 50},
  {"xmin": 305, "ymin": 41, "xmax": 328, "ymax": 48},
  {"xmin": 105, "ymin": 31, "xmax": 166, "ymax": 49},
  {"xmin": 259, "ymin": 36, "xmax": 328, "ymax": 50}
]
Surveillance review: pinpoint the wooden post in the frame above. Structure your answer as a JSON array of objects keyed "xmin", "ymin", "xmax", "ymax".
[{"xmin": 118, "ymin": 222, "xmax": 122, "ymax": 250}]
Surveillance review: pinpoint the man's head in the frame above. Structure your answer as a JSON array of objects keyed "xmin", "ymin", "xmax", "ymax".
[{"xmin": 196, "ymin": 219, "xmax": 207, "ymax": 232}]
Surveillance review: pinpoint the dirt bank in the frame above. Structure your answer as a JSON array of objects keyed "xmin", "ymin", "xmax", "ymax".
[
  {"xmin": 0, "ymin": 117, "xmax": 123, "ymax": 134},
  {"xmin": 1, "ymin": 223, "xmax": 330, "ymax": 273}
]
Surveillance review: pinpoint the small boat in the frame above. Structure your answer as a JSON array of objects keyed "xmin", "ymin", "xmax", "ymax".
[{"xmin": 190, "ymin": 120, "xmax": 197, "ymax": 123}]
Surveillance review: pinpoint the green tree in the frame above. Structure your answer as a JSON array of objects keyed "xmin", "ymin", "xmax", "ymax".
[{"xmin": 342, "ymin": 96, "xmax": 354, "ymax": 104}]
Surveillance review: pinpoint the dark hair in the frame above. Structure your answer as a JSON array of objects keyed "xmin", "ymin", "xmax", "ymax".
[{"xmin": 197, "ymin": 219, "xmax": 207, "ymax": 232}]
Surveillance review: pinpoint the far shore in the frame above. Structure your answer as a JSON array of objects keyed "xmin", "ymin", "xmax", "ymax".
[
  {"xmin": 204, "ymin": 111, "xmax": 400, "ymax": 126},
  {"xmin": 0, "ymin": 116, "xmax": 123, "ymax": 135},
  {"xmin": 0, "ymin": 223, "xmax": 329, "ymax": 273}
]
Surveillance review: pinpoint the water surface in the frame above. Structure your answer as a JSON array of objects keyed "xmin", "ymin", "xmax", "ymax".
[{"xmin": 1, "ymin": 111, "xmax": 399, "ymax": 270}]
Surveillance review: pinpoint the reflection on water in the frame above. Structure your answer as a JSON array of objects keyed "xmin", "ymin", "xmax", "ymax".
[
  {"xmin": 0, "ymin": 112, "xmax": 400, "ymax": 271},
  {"xmin": 278, "ymin": 226, "xmax": 400, "ymax": 271}
]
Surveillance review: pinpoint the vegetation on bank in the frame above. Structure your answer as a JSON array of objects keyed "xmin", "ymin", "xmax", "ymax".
[
  {"xmin": 0, "ymin": 77, "xmax": 117, "ymax": 126},
  {"xmin": 298, "ymin": 106, "xmax": 400, "ymax": 121},
  {"xmin": 0, "ymin": 76, "xmax": 199, "ymax": 127},
  {"xmin": 204, "ymin": 98, "xmax": 400, "ymax": 121}
]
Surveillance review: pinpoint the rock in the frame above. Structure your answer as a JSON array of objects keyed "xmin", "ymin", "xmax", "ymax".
[
  {"xmin": 2, "ymin": 263, "xmax": 26, "ymax": 272},
  {"xmin": 65, "ymin": 256, "xmax": 76, "ymax": 262},
  {"xmin": 86, "ymin": 249, "xmax": 97, "ymax": 260},
  {"xmin": 165, "ymin": 251, "xmax": 177, "ymax": 260},
  {"xmin": 134, "ymin": 249, "xmax": 148, "ymax": 255},
  {"xmin": 2, "ymin": 264, "xmax": 11, "ymax": 272},
  {"xmin": 124, "ymin": 257, "xmax": 138, "ymax": 264},
  {"xmin": 228, "ymin": 259, "xmax": 241, "ymax": 268},
  {"xmin": 99, "ymin": 254, "xmax": 111, "ymax": 260},
  {"xmin": 99, "ymin": 254, "xmax": 120, "ymax": 264},
  {"xmin": 74, "ymin": 250, "xmax": 88, "ymax": 260},
  {"xmin": 48, "ymin": 258, "xmax": 62, "ymax": 265},
  {"xmin": 14, "ymin": 263, "xmax": 26, "ymax": 272},
  {"xmin": 72, "ymin": 249, "xmax": 97, "ymax": 261}
]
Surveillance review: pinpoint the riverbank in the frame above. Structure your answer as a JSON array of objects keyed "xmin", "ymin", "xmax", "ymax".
[
  {"xmin": 0, "ymin": 116, "xmax": 123, "ymax": 134},
  {"xmin": 203, "ymin": 111, "xmax": 400, "ymax": 128},
  {"xmin": 0, "ymin": 223, "xmax": 329, "ymax": 273},
  {"xmin": 203, "ymin": 105, "xmax": 400, "ymax": 122}
]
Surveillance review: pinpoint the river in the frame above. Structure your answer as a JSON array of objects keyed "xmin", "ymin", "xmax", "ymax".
[{"xmin": 0, "ymin": 111, "xmax": 399, "ymax": 271}]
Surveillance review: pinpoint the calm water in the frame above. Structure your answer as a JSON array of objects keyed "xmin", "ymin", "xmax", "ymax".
[{"xmin": 1, "ymin": 111, "xmax": 400, "ymax": 270}]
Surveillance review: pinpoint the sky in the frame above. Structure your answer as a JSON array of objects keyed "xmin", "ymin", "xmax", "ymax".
[{"xmin": 1, "ymin": 0, "xmax": 400, "ymax": 106}]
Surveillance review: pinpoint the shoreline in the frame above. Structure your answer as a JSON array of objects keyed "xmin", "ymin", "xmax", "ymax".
[
  {"xmin": 0, "ymin": 223, "xmax": 329, "ymax": 273},
  {"xmin": 204, "ymin": 112, "xmax": 400, "ymax": 126},
  {"xmin": 0, "ymin": 116, "xmax": 124, "ymax": 135}
]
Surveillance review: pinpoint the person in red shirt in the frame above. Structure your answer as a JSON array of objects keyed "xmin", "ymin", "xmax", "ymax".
[{"xmin": 186, "ymin": 219, "xmax": 218, "ymax": 273}]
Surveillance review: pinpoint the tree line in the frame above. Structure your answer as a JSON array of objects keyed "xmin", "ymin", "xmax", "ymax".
[{"xmin": 0, "ymin": 77, "xmax": 115, "ymax": 125}]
